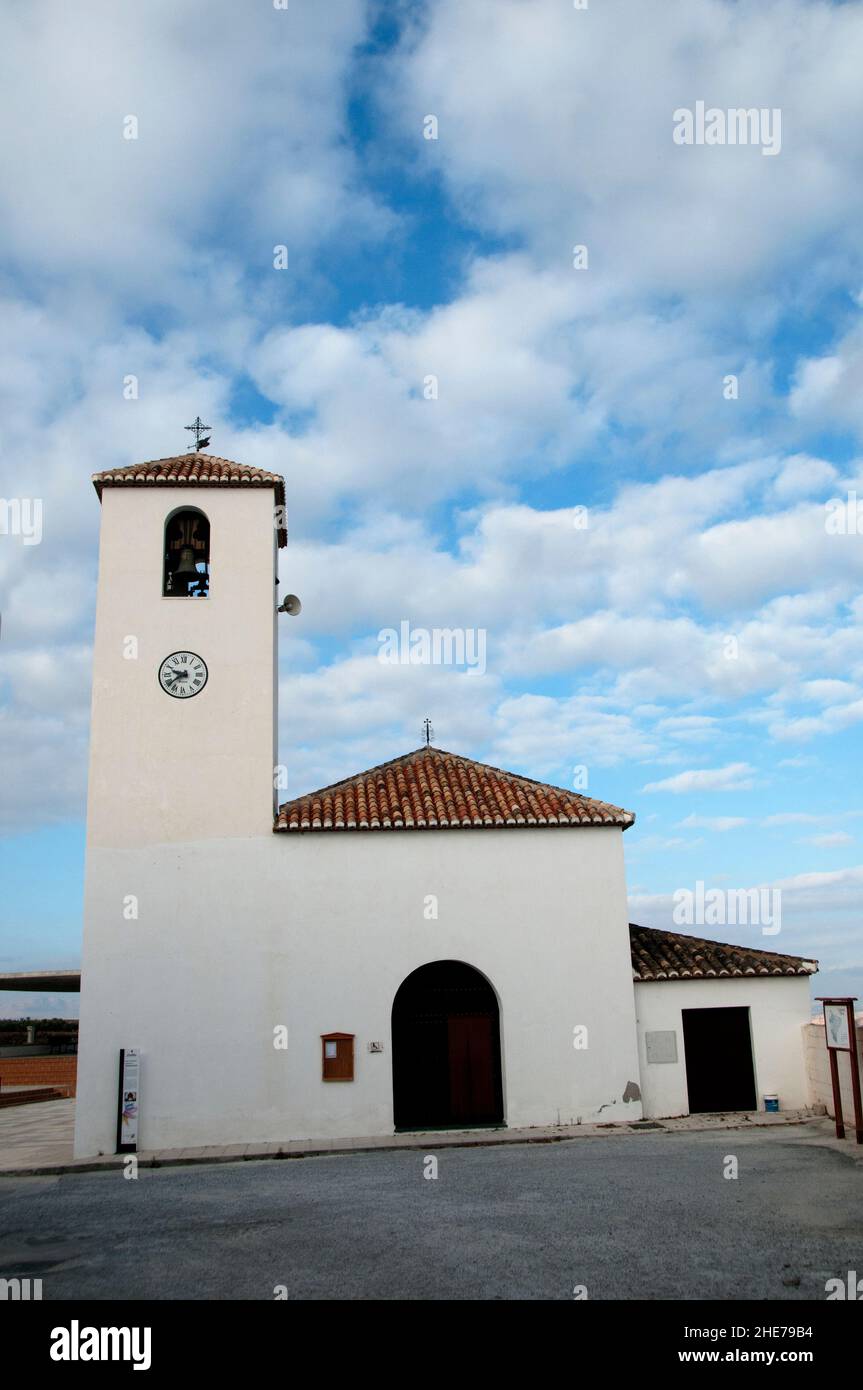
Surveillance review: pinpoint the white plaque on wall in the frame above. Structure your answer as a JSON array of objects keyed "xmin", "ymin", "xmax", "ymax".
[{"xmin": 645, "ymin": 1030, "xmax": 678, "ymax": 1064}]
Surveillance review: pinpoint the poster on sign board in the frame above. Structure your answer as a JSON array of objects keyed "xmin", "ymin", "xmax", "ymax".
[
  {"xmin": 824, "ymin": 1004, "xmax": 851, "ymax": 1050},
  {"xmin": 116, "ymin": 1048, "xmax": 140, "ymax": 1153}
]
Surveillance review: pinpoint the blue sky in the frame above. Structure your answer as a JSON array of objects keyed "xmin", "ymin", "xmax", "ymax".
[{"xmin": 2, "ymin": 0, "xmax": 863, "ymax": 1016}]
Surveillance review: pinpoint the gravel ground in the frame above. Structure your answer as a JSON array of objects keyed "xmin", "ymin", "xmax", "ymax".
[{"xmin": 0, "ymin": 1124, "xmax": 860, "ymax": 1300}]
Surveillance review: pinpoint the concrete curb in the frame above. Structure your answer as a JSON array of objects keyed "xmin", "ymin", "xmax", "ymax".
[{"xmin": 0, "ymin": 1110, "xmax": 822, "ymax": 1179}]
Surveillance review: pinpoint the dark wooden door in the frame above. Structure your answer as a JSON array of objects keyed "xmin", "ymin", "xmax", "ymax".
[
  {"xmin": 392, "ymin": 961, "xmax": 503, "ymax": 1129},
  {"xmin": 448, "ymin": 1015, "xmax": 497, "ymax": 1121}
]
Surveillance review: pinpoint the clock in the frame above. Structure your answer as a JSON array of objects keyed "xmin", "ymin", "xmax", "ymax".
[{"xmin": 158, "ymin": 651, "xmax": 208, "ymax": 699}]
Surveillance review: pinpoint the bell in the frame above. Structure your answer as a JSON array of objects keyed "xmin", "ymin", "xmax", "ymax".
[{"xmin": 174, "ymin": 546, "xmax": 198, "ymax": 578}]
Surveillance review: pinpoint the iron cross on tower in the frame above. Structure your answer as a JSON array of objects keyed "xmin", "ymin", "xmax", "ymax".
[
  {"xmin": 184, "ymin": 417, "xmax": 212, "ymax": 451},
  {"xmin": 422, "ymin": 718, "xmax": 434, "ymax": 747}
]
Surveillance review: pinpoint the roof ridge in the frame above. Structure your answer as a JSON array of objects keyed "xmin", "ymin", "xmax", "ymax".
[
  {"xmin": 629, "ymin": 922, "xmax": 818, "ymax": 979},
  {"xmin": 277, "ymin": 744, "xmax": 621, "ymax": 813},
  {"xmin": 630, "ymin": 922, "xmax": 817, "ymax": 965},
  {"xmin": 275, "ymin": 745, "xmax": 635, "ymax": 832},
  {"xmin": 92, "ymin": 452, "xmax": 285, "ymax": 479}
]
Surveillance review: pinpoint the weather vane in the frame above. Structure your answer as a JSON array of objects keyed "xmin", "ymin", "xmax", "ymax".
[
  {"xmin": 184, "ymin": 416, "xmax": 212, "ymax": 451},
  {"xmin": 422, "ymin": 717, "xmax": 434, "ymax": 747}
]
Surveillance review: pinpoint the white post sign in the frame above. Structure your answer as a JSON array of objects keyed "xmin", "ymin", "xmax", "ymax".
[{"xmin": 117, "ymin": 1048, "xmax": 141, "ymax": 1153}]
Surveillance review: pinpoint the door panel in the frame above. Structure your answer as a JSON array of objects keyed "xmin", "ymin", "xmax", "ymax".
[
  {"xmin": 448, "ymin": 1015, "xmax": 496, "ymax": 1121},
  {"xmin": 682, "ymin": 1006, "xmax": 757, "ymax": 1113}
]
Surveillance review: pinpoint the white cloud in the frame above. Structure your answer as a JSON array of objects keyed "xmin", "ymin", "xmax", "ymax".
[
  {"xmin": 642, "ymin": 763, "xmax": 755, "ymax": 794},
  {"xmin": 0, "ymin": 0, "xmax": 390, "ymax": 301},
  {"xmin": 789, "ymin": 319, "xmax": 863, "ymax": 434},
  {"xmin": 384, "ymin": 0, "xmax": 863, "ymax": 297},
  {"xmin": 771, "ymin": 454, "xmax": 839, "ymax": 501},
  {"xmin": 798, "ymin": 679, "xmax": 860, "ymax": 705},
  {"xmin": 627, "ymin": 835, "xmax": 692, "ymax": 853},
  {"xmin": 773, "ymin": 864, "xmax": 863, "ymax": 906},
  {"xmin": 789, "ymin": 356, "xmax": 846, "ymax": 418},
  {"xmin": 677, "ymin": 814, "xmax": 749, "ymax": 831},
  {"xmin": 770, "ymin": 698, "xmax": 863, "ymax": 743},
  {"xmin": 492, "ymin": 693, "xmax": 655, "ymax": 777},
  {"xmin": 763, "ymin": 812, "xmax": 824, "ymax": 826}
]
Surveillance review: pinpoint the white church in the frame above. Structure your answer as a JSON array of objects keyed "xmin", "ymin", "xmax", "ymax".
[{"xmin": 74, "ymin": 453, "xmax": 818, "ymax": 1157}]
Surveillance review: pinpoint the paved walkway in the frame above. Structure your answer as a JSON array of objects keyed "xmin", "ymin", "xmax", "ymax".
[
  {"xmin": 0, "ymin": 1097, "xmax": 840, "ymax": 1177},
  {"xmin": 0, "ymin": 1097, "xmax": 76, "ymax": 1171}
]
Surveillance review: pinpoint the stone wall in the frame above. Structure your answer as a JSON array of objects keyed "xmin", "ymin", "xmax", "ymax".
[{"xmin": 804, "ymin": 1017, "xmax": 863, "ymax": 1127}]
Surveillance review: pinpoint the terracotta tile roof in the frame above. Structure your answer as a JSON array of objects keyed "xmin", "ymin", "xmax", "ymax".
[
  {"xmin": 275, "ymin": 746, "xmax": 635, "ymax": 832},
  {"xmin": 630, "ymin": 923, "xmax": 818, "ymax": 981},
  {"xmin": 92, "ymin": 453, "xmax": 287, "ymax": 546}
]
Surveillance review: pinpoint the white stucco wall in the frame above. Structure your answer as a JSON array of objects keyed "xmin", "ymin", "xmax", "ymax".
[
  {"xmin": 86, "ymin": 485, "xmax": 278, "ymax": 849},
  {"xmin": 74, "ymin": 825, "xmax": 644, "ymax": 1156},
  {"xmin": 635, "ymin": 976, "xmax": 813, "ymax": 1119}
]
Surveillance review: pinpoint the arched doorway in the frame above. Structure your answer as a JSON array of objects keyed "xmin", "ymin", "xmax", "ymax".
[{"xmin": 391, "ymin": 961, "xmax": 504, "ymax": 1130}]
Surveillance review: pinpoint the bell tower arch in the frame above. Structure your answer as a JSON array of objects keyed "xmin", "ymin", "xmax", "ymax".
[{"xmin": 162, "ymin": 505, "xmax": 211, "ymax": 598}]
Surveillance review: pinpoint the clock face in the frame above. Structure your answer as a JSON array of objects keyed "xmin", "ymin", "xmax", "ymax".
[{"xmin": 158, "ymin": 651, "xmax": 208, "ymax": 699}]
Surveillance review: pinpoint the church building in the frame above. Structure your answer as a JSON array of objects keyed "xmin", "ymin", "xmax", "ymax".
[{"xmin": 74, "ymin": 454, "xmax": 818, "ymax": 1157}]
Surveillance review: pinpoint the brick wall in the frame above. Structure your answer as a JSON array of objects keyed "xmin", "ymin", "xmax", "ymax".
[{"xmin": 0, "ymin": 1055, "xmax": 77, "ymax": 1097}]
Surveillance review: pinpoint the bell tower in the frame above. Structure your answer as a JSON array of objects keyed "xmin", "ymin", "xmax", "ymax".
[{"xmin": 86, "ymin": 452, "xmax": 287, "ymax": 846}]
